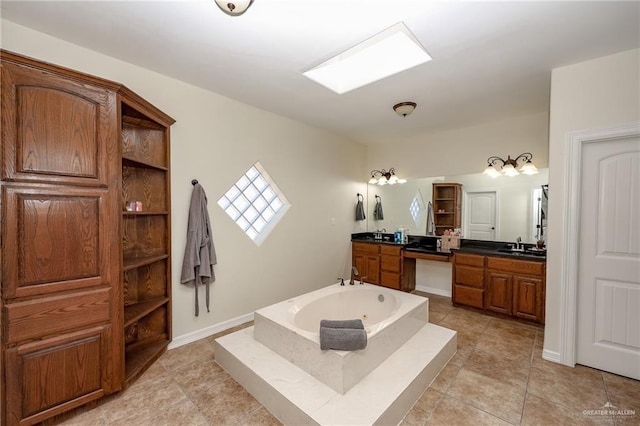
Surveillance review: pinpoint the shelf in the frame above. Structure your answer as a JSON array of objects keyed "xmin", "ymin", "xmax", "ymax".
[
  {"xmin": 122, "ymin": 211, "xmax": 169, "ymax": 216},
  {"xmin": 122, "ymin": 156, "xmax": 168, "ymax": 171},
  {"xmin": 125, "ymin": 339, "xmax": 169, "ymax": 384},
  {"xmin": 123, "ymin": 254, "xmax": 168, "ymax": 271},
  {"xmin": 124, "ymin": 297, "xmax": 169, "ymax": 328},
  {"xmin": 435, "ymin": 212, "xmax": 454, "ymax": 215},
  {"xmin": 435, "ymin": 198, "xmax": 455, "ymax": 201}
]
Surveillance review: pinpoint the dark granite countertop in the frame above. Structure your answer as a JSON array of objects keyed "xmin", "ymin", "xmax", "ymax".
[{"xmin": 351, "ymin": 233, "xmax": 546, "ymax": 261}]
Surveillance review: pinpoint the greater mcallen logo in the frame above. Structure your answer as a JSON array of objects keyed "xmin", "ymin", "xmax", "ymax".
[{"xmin": 583, "ymin": 402, "xmax": 636, "ymax": 419}]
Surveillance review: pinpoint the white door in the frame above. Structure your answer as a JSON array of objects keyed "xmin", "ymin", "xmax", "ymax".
[
  {"xmin": 465, "ymin": 191, "xmax": 497, "ymax": 240},
  {"xmin": 576, "ymin": 135, "xmax": 640, "ymax": 380}
]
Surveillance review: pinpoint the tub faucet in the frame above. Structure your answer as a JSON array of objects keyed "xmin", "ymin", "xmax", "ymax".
[{"xmin": 350, "ymin": 266, "xmax": 359, "ymax": 285}]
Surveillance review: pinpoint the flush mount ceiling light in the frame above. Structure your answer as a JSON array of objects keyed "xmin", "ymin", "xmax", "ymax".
[
  {"xmin": 393, "ymin": 101, "xmax": 416, "ymax": 117},
  {"xmin": 368, "ymin": 168, "xmax": 407, "ymax": 186},
  {"xmin": 303, "ymin": 22, "xmax": 432, "ymax": 94},
  {"xmin": 214, "ymin": 0, "xmax": 254, "ymax": 16},
  {"xmin": 483, "ymin": 153, "xmax": 539, "ymax": 178}
]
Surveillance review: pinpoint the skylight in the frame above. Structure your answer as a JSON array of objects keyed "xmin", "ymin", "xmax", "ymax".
[{"xmin": 303, "ymin": 22, "xmax": 431, "ymax": 94}]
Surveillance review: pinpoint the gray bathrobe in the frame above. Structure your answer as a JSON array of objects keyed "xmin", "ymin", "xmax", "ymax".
[{"xmin": 181, "ymin": 183, "xmax": 217, "ymax": 316}]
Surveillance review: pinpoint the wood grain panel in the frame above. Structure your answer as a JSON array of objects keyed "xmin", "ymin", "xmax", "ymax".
[
  {"xmin": 4, "ymin": 287, "xmax": 110, "ymax": 344},
  {"xmin": 513, "ymin": 275, "xmax": 542, "ymax": 321},
  {"xmin": 454, "ymin": 252, "xmax": 485, "ymax": 267},
  {"xmin": 121, "ymin": 122, "xmax": 167, "ymax": 167},
  {"xmin": 18, "ymin": 86, "xmax": 98, "ymax": 178},
  {"xmin": 121, "ymin": 165, "xmax": 167, "ymax": 212},
  {"xmin": 380, "ymin": 255, "xmax": 401, "ymax": 273},
  {"xmin": 352, "ymin": 242, "xmax": 379, "ymax": 255},
  {"xmin": 486, "ymin": 271, "xmax": 512, "ymax": 314},
  {"xmin": 453, "ymin": 285, "xmax": 484, "ymax": 308},
  {"xmin": 123, "ymin": 261, "xmax": 168, "ymax": 306},
  {"xmin": 1, "ymin": 59, "xmax": 116, "ymax": 186},
  {"xmin": 454, "ymin": 265, "xmax": 485, "ymax": 288},
  {"xmin": 5, "ymin": 326, "xmax": 109, "ymax": 424},
  {"xmin": 2, "ymin": 186, "xmax": 114, "ymax": 299},
  {"xmin": 486, "ymin": 257, "xmax": 544, "ymax": 275},
  {"xmin": 122, "ymin": 215, "xmax": 168, "ymax": 259}
]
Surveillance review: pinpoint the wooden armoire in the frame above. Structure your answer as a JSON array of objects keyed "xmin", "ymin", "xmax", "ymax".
[{"xmin": 0, "ymin": 50, "xmax": 174, "ymax": 425}]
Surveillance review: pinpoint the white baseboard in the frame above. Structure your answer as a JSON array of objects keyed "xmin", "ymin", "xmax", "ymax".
[
  {"xmin": 542, "ymin": 349, "xmax": 563, "ymax": 364},
  {"xmin": 415, "ymin": 284, "xmax": 452, "ymax": 298},
  {"xmin": 169, "ymin": 312, "xmax": 254, "ymax": 350}
]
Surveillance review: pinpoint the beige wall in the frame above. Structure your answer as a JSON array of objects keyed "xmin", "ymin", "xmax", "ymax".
[
  {"xmin": 545, "ymin": 48, "xmax": 640, "ymax": 356},
  {"xmin": 1, "ymin": 20, "xmax": 368, "ymax": 341},
  {"xmin": 366, "ymin": 111, "xmax": 549, "ymax": 179}
]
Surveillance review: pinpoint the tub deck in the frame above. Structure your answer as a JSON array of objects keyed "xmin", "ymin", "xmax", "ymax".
[{"xmin": 214, "ymin": 322, "xmax": 456, "ymax": 425}]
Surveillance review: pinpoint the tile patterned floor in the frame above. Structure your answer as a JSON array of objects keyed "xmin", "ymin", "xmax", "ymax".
[{"xmin": 49, "ymin": 292, "xmax": 639, "ymax": 426}]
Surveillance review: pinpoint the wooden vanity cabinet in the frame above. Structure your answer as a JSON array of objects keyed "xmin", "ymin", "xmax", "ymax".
[
  {"xmin": 351, "ymin": 242, "xmax": 415, "ymax": 291},
  {"xmin": 485, "ymin": 256, "xmax": 545, "ymax": 323},
  {"xmin": 452, "ymin": 251, "xmax": 546, "ymax": 323},
  {"xmin": 452, "ymin": 253, "xmax": 485, "ymax": 309},
  {"xmin": 352, "ymin": 242, "xmax": 380, "ymax": 285},
  {"xmin": 0, "ymin": 50, "xmax": 174, "ymax": 425}
]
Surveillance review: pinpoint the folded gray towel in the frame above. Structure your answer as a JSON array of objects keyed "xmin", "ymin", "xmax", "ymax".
[
  {"xmin": 320, "ymin": 319, "xmax": 364, "ymax": 329},
  {"xmin": 319, "ymin": 327, "xmax": 367, "ymax": 351}
]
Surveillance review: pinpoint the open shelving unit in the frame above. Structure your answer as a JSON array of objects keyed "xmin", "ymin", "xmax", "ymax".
[
  {"xmin": 119, "ymin": 100, "xmax": 174, "ymax": 385},
  {"xmin": 432, "ymin": 183, "xmax": 462, "ymax": 236}
]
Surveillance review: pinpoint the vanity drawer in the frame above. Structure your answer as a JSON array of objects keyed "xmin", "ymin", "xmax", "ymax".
[
  {"xmin": 352, "ymin": 242, "xmax": 379, "ymax": 255},
  {"xmin": 454, "ymin": 265, "xmax": 485, "ymax": 288},
  {"xmin": 453, "ymin": 285, "xmax": 484, "ymax": 309},
  {"xmin": 380, "ymin": 245, "xmax": 402, "ymax": 256},
  {"xmin": 380, "ymin": 272, "xmax": 401, "ymax": 290},
  {"xmin": 486, "ymin": 257, "xmax": 544, "ymax": 276},
  {"xmin": 380, "ymin": 255, "xmax": 401, "ymax": 272},
  {"xmin": 454, "ymin": 252, "xmax": 485, "ymax": 267}
]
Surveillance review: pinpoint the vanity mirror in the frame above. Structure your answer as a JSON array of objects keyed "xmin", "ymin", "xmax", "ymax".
[{"xmin": 366, "ymin": 169, "xmax": 548, "ymax": 244}]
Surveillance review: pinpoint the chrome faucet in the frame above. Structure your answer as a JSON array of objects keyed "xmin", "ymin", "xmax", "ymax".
[
  {"xmin": 350, "ymin": 266, "xmax": 359, "ymax": 285},
  {"xmin": 515, "ymin": 236, "xmax": 522, "ymax": 251}
]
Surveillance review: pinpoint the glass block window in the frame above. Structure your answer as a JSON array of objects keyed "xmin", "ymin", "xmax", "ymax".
[
  {"xmin": 217, "ymin": 162, "xmax": 290, "ymax": 245},
  {"xmin": 409, "ymin": 191, "xmax": 426, "ymax": 227}
]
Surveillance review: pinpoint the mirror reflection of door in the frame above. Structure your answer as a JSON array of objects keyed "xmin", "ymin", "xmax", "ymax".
[{"xmin": 465, "ymin": 191, "xmax": 497, "ymax": 240}]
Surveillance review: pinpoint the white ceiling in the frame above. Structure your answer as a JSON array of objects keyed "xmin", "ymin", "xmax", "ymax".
[{"xmin": 1, "ymin": 1, "xmax": 639, "ymax": 145}]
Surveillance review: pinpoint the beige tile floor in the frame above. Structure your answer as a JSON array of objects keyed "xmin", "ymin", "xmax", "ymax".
[{"xmin": 49, "ymin": 292, "xmax": 639, "ymax": 426}]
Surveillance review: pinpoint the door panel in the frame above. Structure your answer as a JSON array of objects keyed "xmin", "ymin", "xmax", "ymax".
[
  {"xmin": 577, "ymin": 135, "xmax": 640, "ymax": 379},
  {"xmin": 2, "ymin": 186, "xmax": 113, "ymax": 299},
  {"xmin": 5, "ymin": 326, "xmax": 113, "ymax": 425},
  {"xmin": 486, "ymin": 271, "xmax": 512, "ymax": 315},
  {"xmin": 465, "ymin": 191, "xmax": 496, "ymax": 240},
  {"xmin": 1, "ymin": 61, "xmax": 116, "ymax": 186}
]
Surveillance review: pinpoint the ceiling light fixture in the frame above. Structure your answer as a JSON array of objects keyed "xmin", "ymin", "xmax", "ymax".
[
  {"xmin": 393, "ymin": 102, "xmax": 416, "ymax": 117},
  {"xmin": 303, "ymin": 22, "xmax": 432, "ymax": 94},
  {"xmin": 214, "ymin": 0, "xmax": 254, "ymax": 16},
  {"xmin": 368, "ymin": 168, "xmax": 407, "ymax": 186},
  {"xmin": 483, "ymin": 153, "xmax": 539, "ymax": 178}
]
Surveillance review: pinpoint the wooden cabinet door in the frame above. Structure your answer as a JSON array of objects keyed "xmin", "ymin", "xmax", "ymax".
[
  {"xmin": 1, "ymin": 60, "xmax": 117, "ymax": 186},
  {"xmin": 513, "ymin": 275, "xmax": 543, "ymax": 322},
  {"xmin": 5, "ymin": 325, "xmax": 113, "ymax": 425},
  {"xmin": 485, "ymin": 271, "xmax": 513, "ymax": 315}
]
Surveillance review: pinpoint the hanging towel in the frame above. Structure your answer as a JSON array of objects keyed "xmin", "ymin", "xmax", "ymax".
[
  {"xmin": 373, "ymin": 195, "xmax": 384, "ymax": 220},
  {"xmin": 181, "ymin": 183, "xmax": 217, "ymax": 316},
  {"xmin": 355, "ymin": 193, "xmax": 366, "ymax": 221},
  {"xmin": 426, "ymin": 201, "xmax": 435, "ymax": 236}
]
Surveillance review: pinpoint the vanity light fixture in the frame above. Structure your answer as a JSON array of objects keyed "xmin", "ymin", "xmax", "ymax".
[
  {"xmin": 214, "ymin": 0, "xmax": 254, "ymax": 16},
  {"xmin": 393, "ymin": 102, "xmax": 417, "ymax": 117},
  {"xmin": 483, "ymin": 153, "xmax": 539, "ymax": 178},
  {"xmin": 368, "ymin": 168, "xmax": 407, "ymax": 185}
]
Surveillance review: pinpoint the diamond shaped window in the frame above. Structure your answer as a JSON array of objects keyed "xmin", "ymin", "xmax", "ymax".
[{"xmin": 217, "ymin": 162, "xmax": 290, "ymax": 245}]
